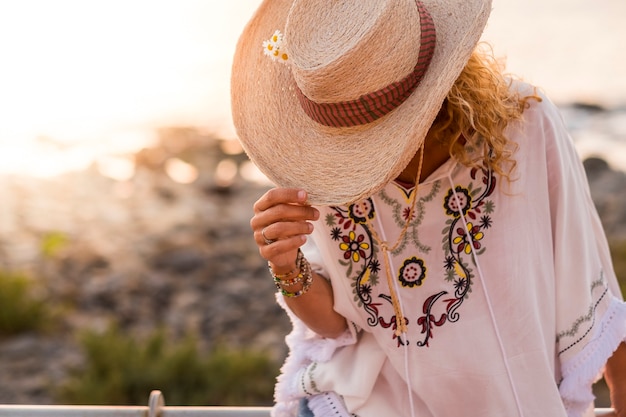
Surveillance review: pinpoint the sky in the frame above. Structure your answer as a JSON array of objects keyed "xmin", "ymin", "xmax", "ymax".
[{"xmin": 0, "ymin": 0, "xmax": 623, "ymax": 176}]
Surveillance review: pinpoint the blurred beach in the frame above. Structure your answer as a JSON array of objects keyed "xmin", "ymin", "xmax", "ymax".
[{"xmin": 0, "ymin": 0, "xmax": 624, "ymax": 177}]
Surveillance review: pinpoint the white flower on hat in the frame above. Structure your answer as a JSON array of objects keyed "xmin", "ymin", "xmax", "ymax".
[
  {"xmin": 262, "ymin": 30, "xmax": 288, "ymax": 63},
  {"xmin": 270, "ymin": 29, "xmax": 283, "ymax": 44}
]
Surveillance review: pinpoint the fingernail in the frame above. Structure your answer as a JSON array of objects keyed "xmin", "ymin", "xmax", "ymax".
[{"xmin": 298, "ymin": 190, "xmax": 307, "ymax": 201}]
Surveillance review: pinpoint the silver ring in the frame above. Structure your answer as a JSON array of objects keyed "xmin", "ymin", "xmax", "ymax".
[{"xmin": 261, "ymin": 227, "xmax": 276, "ymax": 245}]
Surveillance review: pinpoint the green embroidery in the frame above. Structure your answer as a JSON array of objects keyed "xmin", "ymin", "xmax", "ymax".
[
  {"xmin": 378, "ymin": 181, "xmax": 440, "ymax": 256},
  {"xmin": 556, "ymin": 275, "xmax": 607, "ymax": 342}
]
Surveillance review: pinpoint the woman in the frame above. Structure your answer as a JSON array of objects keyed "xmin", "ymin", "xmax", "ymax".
[{"xmin": 231, "ymin": 0, "xmax": 626, "ymax": 416}]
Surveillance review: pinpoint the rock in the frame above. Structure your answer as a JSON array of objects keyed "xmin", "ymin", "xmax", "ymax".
[
  {"xmin": 583, "ymin": 156, "xmax": 611, "ymax": 180},
  {"xmin": 583, "ymin": 156, "xmax": 626, "ymax": 239},
  {"xmin": 571, "ymin": 102, "xmax": 607, "ymax": 113},
  {"xmin": 0, "ymin": 334, "xmax": 81, "ymax": 404},
  {"xmin": 150, "ymin": 247, "xmax": 208, "ymax": 274}
]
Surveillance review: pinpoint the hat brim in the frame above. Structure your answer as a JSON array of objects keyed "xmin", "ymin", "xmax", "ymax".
[{"xmin": 231, "ymin": 0, "xmax": 491, "ymax": 206}]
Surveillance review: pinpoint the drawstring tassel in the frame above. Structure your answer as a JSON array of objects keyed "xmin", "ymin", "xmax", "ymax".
[
  {"xmin": 381, "ymin": 242, "xmax": 408, "ymax": 336},
  {"xmin": 363, "ymin": 143, "xmax": 425, "ymax": 338}
]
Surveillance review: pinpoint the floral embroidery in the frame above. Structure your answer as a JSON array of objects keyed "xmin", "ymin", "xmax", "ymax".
[
  {"xmin": 416, "ymin": 292, "xmax": 448, "ymax": 346},
  {"xmin": 325, "ymin": 207, "xmax": 378, "ymax": 311},
  {"xmin": 479, "ymin": 214, "xmax": 493, "ymax": 229},
  {"xmin": 444, "ymin": 186, "xmax": 471, "ymax": 216},
  {"xmin": 403, "ymin": 206, "xmax": 416, "ymax": 222},
  {"xmin": 398, "ymin": 257, "xmax": 426, "ymax": 288},
  {"xmin": 411, "ymin": 166, "xmax": 496, "ymax": 347},
  {"xmin": 379, "ymin": 184, "xmax": 439, "ymax": 255},
  {"xmin": 414, "ymin": 167, "xmax": 496, "ymax": 346},
  {"xmin": 349, "ymin": 198, "xmax": 375, "ymax": 224},
  {"xmin": 325, "ymin": 167, "xmax": 496, "ymax": 348},
  {"xmin": 452, "ymin": 222, "xmax": 484, "ymax": 254},
  {"xmin": 339, "ymin": 231, "xmax": 370, "ymax": 262}
]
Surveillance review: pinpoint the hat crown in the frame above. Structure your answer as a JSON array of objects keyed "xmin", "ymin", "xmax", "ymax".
[
  {"xmin": 285, "ymin": 0, "xmax": 423, "ymax": 103},
  {"xmin": 231, "ymin": 0, "xmax": 492, "ymax": 204}
]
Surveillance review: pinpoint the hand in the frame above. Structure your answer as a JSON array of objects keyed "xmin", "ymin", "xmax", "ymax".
[
  {"xmin": 605, "ymin": 342, "xmax": 626, "ymax": 417},
  {"xmin": 250, "ymin": 188, "xmax": 319, "ymax": 273},
  {"xmin": 251, "ymin": 188, "xmax": 346, "ymax": 338}
]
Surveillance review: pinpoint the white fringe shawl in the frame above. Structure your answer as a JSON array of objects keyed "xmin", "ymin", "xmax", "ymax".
[{"xmin": 272, "ymin": 293, "xmax": 358, "ymax": 417}]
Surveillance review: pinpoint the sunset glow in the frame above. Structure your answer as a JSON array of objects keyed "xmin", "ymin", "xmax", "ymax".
[
  {"xmin": 0, "ymin": 0, "xmax": 262, "ymax": 176},
  {"xmin": 0, "ymin": 0, "xmax": 623, "ymax": 178}
]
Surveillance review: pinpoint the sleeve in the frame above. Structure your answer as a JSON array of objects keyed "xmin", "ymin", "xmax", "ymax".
[
  {"xmin": 272, "ymin": 235, "xmax": 360, "ymax": 417},
  {"xmin": 537, "ymin": 95, "xmax": 626, "ymax": 416}
]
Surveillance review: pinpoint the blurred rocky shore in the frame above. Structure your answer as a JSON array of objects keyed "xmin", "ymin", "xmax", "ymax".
[
  {"xmin": 0, "ymin": 127, "xmax": 285, "ymax": 404},
  {"xmin": 0, "ymin": 102, "xmax": 625, "ymax": 404}
]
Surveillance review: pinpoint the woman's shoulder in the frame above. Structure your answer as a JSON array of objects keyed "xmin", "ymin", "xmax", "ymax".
[
  {"xmin": 507, "ymin": 80, "xmax": 583, "ymax": 176},
  {"xmin": 509, "ymin": 79, "xmax": 563, "ymax": 124}
]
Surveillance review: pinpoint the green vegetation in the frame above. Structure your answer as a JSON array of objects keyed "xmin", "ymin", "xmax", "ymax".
[
  {"xmin": 58, "ymin": 326, "xmax": 279, "ymax": 406},
  {"xmin": 1, "ymin": 236, "xmax": 623, "ymax": 406},
  {"xmin": 40, "ymin": 231, "xmax": 69, "ymax": 258},
  {"xmin": 0, "ymin": 272, "xmax": 48, "ymax": 336}
]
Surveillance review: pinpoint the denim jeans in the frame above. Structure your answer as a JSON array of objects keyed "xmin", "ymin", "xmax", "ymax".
[{"xmin": 297, "ymin": 398, "xmax": 315, "ymax": 417}]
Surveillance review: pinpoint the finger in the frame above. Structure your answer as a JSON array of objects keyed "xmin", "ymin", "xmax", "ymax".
[
  {"xmin": 254, "ymin": 188, "xmax": 308, "ymax": 213},
  {"xmin": 259, "ymin": 234, "xmax": 307, "ymax": 263},
  {"xmin": 255, "ymin": 221, "xmax": 313, "ymax": 246},
  {"xmin": 250, "ymin": 203, "xmax": 319, "ymax": 232},
  {"xmin": 260, "ymin": 226, "xmax": 275, "ymax": 244}
]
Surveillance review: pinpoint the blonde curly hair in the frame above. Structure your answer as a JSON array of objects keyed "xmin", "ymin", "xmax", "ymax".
[{"xmin": 429, "ymin": 44, "xmax": 541, "ymax": 179}]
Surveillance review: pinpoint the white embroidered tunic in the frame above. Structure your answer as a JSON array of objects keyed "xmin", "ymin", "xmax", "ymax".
[{"xmin": 272, "ymin": 87, "xmax": 626, "ymax": 417}]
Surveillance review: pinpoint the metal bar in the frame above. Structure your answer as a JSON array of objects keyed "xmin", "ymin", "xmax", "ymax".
[
  {"xmin": 0, "ymin": 390, "xmax": 613, "ymax": 417},
  {"xmin": 161, "ymin": 407, "xmax": 270, "ymax": 417},
  {"xmin": 0, "ymin": 406, "xmax": 271, "ymax": 417},
  {"xmin": 0, "ymin": 405, "xmax": 615, "ymax": 417},
  {"xmin": 0, "ymin": 405, "xmax": 148, "ymax": 417}
]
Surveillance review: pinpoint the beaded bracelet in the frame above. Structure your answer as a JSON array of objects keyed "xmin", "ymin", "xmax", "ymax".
[
  {"xmin": 278, "ymin": 256, "xmax": 313, "ymax": 298},
  {"xmin": 270, "ymin": 249, "xmax": 313, "ymax": 298},
  {"xmin": 275, "ymin": 274, "xmax": 303, "ymax": 287},
  {"xmin": 272, "ymin": 251, "xmax": 304, "ymax": 287},
  {"xmin": 268, "ymin": 249, "xmax": 304, "ymax": 280},
  {"xmin": 270, "ymin": 265, "xmax": 298, "ymax": 280}
]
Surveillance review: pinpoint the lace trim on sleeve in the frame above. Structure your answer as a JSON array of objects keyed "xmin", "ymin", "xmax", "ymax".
[{"xmin": 559, "ymin": 296, "xmax": 626, "ymax": 417}]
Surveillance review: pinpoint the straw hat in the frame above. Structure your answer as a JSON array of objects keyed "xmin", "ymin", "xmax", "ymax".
[{"xmin": 231, "ymin": 0, "xmax": 492, "ymax": 206}]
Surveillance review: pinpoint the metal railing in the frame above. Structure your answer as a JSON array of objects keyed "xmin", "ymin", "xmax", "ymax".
[
  {"xmin": 0, "ymin": 391, "xmax": 615, "ymax": 417},
  {"xmin": 0, "ymin": 391, "xmax": 270, "ymax": 417}
]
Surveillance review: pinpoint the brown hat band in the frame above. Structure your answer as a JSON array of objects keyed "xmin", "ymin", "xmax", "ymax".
[{"xmin": 294, "ymin": 0, "xmax": 436, "ymax": 128}]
